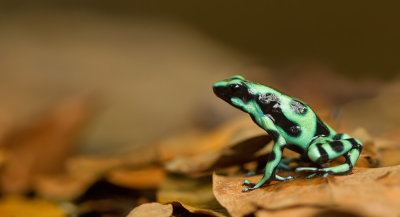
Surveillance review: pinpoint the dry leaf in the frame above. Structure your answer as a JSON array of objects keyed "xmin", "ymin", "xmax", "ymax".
[
  {"xmin": 33, "ymin": 173, "xmax": 96, "ymax": 200},
  {"xmin": 0, "ymin": 196, "xmax": 66, "ymax": 217},
  {"xmin": 107, "ymin": 166, "xmax": 165, "ymax": 189},
  {"xmin": 127, "ymin": 202, "xmax": 226, "ymax": 217},
  {"xmin": 168, "ymin": 201, "xmax": 227, "ymax": 217},
  {"xmin": 255, "ymin": 207, "xmax": 360, "ymax": 217},
  {"xmin": 127, "ymin": 203, "xmax": 173, "ymax": 217},
  {"xmin": 380, "ymin": 149, "xmax": 400, "ymax": 167},
  {"xmin": 213, "ymin": 165, "xmax": 400, "ymax": 217},
  {"xmin": 33, "ymin": 145, "xmax": 162, "ymax": 200},
  {"xmin": 157, "ymin": 174, "xmax": 220, "ymax": 210},
  {"xmin": 156, "ymin": 117, "xmax": 264, "ymax": 162},
  {"xmin": 0, "ymin": 95, "xmax": 96, "ymax": 194},
  {"xmin": 165, "ymin": 135, "xmax": 271, "ymax": 175},
  {"xmin": 65, "ymin": 144, "xmax": 159, "ymax": 180}
]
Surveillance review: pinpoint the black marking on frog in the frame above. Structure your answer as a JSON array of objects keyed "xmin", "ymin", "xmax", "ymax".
[
  {"xmin": 266, "ymin": 129, "xmax": 279, "ymax": 140},
  {"xmin": 315, "ymin": 117, "xmax": 330, "ymax": 137},
  {"xmin": 333, "ymin": 134, "xmax": 344, "ymax": 140},
  {"xmin": 315, "ymin": 143, "xmax": 329, "ymax": 164},
  {"xmin": 330, "ymin": 141, "xmax": 344, "ymax": 153},
  {"xmin": 257, "ymin": 95, "xmax": 301, "ymax": 137},
  {"xmin": 349, "ymin": 139, "xmax": 362, "ymax": 151},
  {"xmin": 286, "ymin": 144, "xmax": 305, "ymax": 154}
]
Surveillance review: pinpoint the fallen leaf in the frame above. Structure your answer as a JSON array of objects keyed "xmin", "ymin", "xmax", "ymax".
[
  {"xmin": 127, "ymin": 203, "xmax": 172, "ymax": 217},
  {"xmin": 157, "ymin": 116, "xmax": 264, "ymax": 162},
  {"xmin": 213, "ymin": 165, "xmax": 400, "ymax": 217},
  {"xmin": 255, "ymin": 207, "xmax": 361, "ymax": 217},
  {"xmin": 157, "ymin": 174, "xmax": 221, "ymax": 211},
  {"xmin": 165, "ymin": 135, "xmax": 271, "ymax": 176},
  {"xmin": 0, "ymin": 95, "xmax": 96, "ymax": 194},
  {"xmin": 126, "ymin": 202, "xmax": 227, "ymax": 217},
  {"xmin": 106, "ymin": 166, "xmax": 165, "ymax": 189},
  {"xmin": 169, "ymin": 201, "xmax": 227, "ymax": 217},
  {"xmin": 379, "ymin": 148, "xmax": 400, "ymax": 167},
  {"xmin": 0, "ymin": 196, "xmax": 66, "ymax": 217},
  {"xmin": 33, "ymin": 173, "xmax": 96, "ymax": 201},
  {"xmin": 77, "ymin": 180, "xmax": 152, "ymax": 217}
]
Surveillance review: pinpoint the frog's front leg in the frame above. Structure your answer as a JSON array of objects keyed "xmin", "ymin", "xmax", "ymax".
[
  {"xmin": 242, "ymin": 133, "xmax": 290, "ymax": 192},
  {"xmin": 296, "ymin": 135, "xmax": 363, "ymax": 178},
  {"xmin": 242, "ymin": 118, "xmax": 293, "ymax": 192}
]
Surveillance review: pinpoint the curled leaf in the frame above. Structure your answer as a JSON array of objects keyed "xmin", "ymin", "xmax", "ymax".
[
  {"xmin": 127, "ymin": 203, "xmax": 172, "ymax": 217},
  {"xmin": 213, "ymin": 165, "xmax": 400, "ymax": 217}
]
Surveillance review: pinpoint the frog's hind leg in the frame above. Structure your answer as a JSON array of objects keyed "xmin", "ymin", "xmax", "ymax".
[{"xmin": 296, "ymin": 137, "xmax": 363, "ymax": 178}]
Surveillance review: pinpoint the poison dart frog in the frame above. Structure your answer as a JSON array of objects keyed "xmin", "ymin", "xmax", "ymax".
[{"xmin": 213, "ymin": 75, "xmax": 363, "ymax": 192}]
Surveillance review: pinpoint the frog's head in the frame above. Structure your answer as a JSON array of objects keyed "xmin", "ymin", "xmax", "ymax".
[{"xmin": 213, "ymin": 75, "xmax": 254, "ymax": 107}]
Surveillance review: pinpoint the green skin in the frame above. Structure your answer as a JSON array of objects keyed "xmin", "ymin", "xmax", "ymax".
[{"xmin": 213, "ymin": 75, "xmax": 363, "ymax": 192}]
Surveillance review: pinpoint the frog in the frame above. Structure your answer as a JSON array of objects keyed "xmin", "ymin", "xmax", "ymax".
[{"xmin": 212, "ymin": 75, "xmax": 363, "ymax": 192}]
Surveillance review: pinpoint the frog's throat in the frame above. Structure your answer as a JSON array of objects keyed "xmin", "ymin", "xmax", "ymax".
[{"xmin": 231, "ymin": 98, "xmax": 260, "ymax": 114}]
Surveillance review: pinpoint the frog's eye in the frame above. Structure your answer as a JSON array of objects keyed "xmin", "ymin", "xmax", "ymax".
[{"xmin": 229, "ymin": 83, "xmax": 241, "ymax": 91}]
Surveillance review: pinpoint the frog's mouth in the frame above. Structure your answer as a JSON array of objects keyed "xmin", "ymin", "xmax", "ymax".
[{"xmin": 213, "ymin": 85, "xmax": 231, "ymax": 103}]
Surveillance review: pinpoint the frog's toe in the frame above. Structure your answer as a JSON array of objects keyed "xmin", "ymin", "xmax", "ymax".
[
  {"xmin": 242, "ymin": 187, "xmax": 256, "ymax": 192},
  {"xmin": 295, "ymin": 167, "xmax": 318, "ymax": 172},
  {"xmin": 298, "ymin": 168, "xmax": 331, "ymax": 179},
  {"xmin": 242, "ymin": 179, "xmax": 255, "ymax": 187},
  {"xmin": 275, "ymin": 174, "xmax": 294, "ymax": 181}
]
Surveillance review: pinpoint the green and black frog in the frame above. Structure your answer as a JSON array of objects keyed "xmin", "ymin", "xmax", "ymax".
[{"xmin": 213, "ymin": 75, "xmax": 363, "ymax": 192}]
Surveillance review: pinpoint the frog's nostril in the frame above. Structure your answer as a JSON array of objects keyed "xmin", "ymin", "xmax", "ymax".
[
  {"xmin": 213, "ymin": 86, "xmax": 224, "ymax": 96},
  {"xmin": 212, "ymin": 86, "xmax": 218, "ymax": 94}
]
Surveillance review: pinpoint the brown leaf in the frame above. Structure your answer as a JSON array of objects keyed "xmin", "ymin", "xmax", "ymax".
[
  {"xmin": 165, "ymin": 135, "xmax": 271, "ymax": 176},
  {"xmin": 164, "ymin": 117, "xmax": 271, "ymax": 175},
  {"xmin": 213, "ymin": 165, "xmax": 400, "ymax": 217},
  {"xmin": 106, "ymin": 166, "xmax": 165, "ymax": 189},
  {"xmin": 169, "ymin": 201, "xmax": 227, "ymax": 217},
  {"xmin": 33, "ymin": 173, "xmax": 96, "ymax": 200},
  {"xmin": 0, "ymin": 95, "xmax": 96, "ymax": 194},
  {"xmin": 157, "ymin": 117, "xmax": 264, "ymax": 162},
  {"xmin": 34, "ymin": 145, "xmax": 162, "ymax": 200},
  {"xmin": 0, "ymin": 196, "xmax": 66, "ymax": 217},
  {"xmin": 127, "ymin": 202, "xmax": 227, "ymax": 217},
  {"xmin": 127, "ymin": 203, "xmax": 173, "ymax": 217},
  {"xmin": 380, "ymin": 149, "xmax": 400, "ymax": 167},
  {"xmin": 255, "ymin": 207, "xmax": 360, "ymax": 217},
  {"xmin": 157, "ymin": 174, "xmax": 221, "ymax": 211}
]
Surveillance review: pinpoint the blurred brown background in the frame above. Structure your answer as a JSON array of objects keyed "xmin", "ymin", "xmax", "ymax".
[{"xmin": 0, "ymin": 0, "xmax": 399, "ymax": 155}]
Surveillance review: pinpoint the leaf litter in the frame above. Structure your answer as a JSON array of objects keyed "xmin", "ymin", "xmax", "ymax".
[{"xmin": 0, "ymin": 74, "xmax": 399, "ymax": 217}]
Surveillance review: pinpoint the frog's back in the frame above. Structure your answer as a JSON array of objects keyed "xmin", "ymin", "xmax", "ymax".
[
  {"xmin": 277, "ymin": 94, "xmax": 336, "ymax": 147},
  {"xmin": 245, "ymin": 81, "xmax": 336, "ymax": 150}
]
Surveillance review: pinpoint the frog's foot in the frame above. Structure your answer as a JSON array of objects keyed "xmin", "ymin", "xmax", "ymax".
[
  {"xmin": 241, "ymin": 175, "xmax": 273, "ymax": 192},
  {"xmin": 242, "ymin": 180, "xmax": 257, "ymax": 192},
  {"xmin": 295, "ymin": 167, "xmax": 331, "ymax": 178},
  {"xmin": 275, "ymin": 174, "xmax": 294, "ymax": 181},
  {"xmin": 242, "ymin": 179, "xmax": 255, "ymax": 187},
  {"xmin": 242, "ymin": 174, "xmax": 293, "ymax": 192}
]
